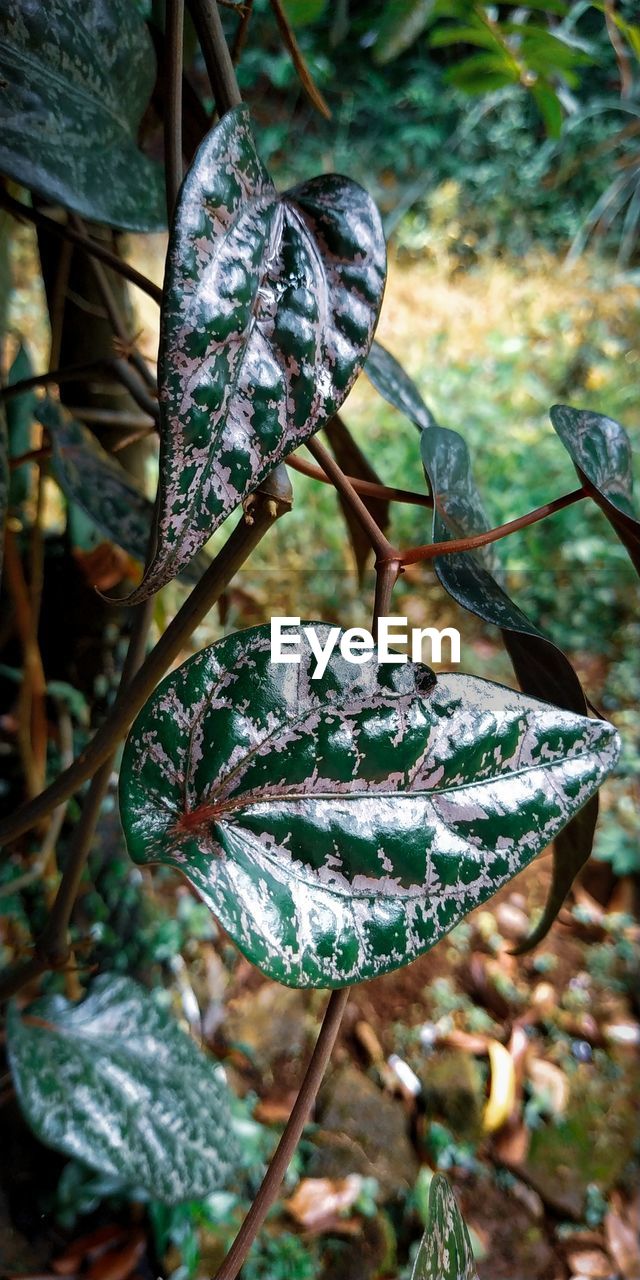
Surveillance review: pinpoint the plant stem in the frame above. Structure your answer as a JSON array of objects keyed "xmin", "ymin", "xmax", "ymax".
[
  {"xmin": 231, "ymin": 0, "xmax": 253, "ymax": 62},
  {"xmin": 213, "ymin": 987, "xmax": 350, "ymax": 1280},
  {"xmin": 399, "ymin": 487, "xmax": 586, "ymax": 566},
  {"xmin": 306, "ymin": 437, "xmax": 396, "ymax": 562},
  {"xmin": 285, "ymin": 451, "xmax": 433, "ymax": 509},
  {"xmin": 0, "ymin": 358, "xmax": 120, "ymax": 403},
  {"xmin": 0, "ymin": 190, "xmax": 163, "ymax": 305},
  {"xmin": 165, "ymin": 0, "xmax": 185, "ymax": 217},
  {"xmin": 0, "ymin": 479, "xmax": 292, "ymax": 852},
  {"xmin": 188, "ymin": 0, "xmax": 242, "ymax": 114}
]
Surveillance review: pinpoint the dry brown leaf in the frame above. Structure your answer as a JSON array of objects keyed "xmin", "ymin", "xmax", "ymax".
[
  {"xmin": 527, "ymin": 1057, "xmax": 569, "ymax": 1116},
  {"xmin": 605, "ymin": 1203, "xmax": 640, "ymax": 1278},
  {"xmin": 566, "ymin": 1249, "xmax": 613, "ymax": 1278},
  {"xmin": 285, "ymin": 1175, "xmax": 363, "ymax": 1231}
]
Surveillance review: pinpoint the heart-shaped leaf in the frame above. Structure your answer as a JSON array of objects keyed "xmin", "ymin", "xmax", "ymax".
[
  {"xmin": 412, "ymin": 1175, "xmax": 478, "ymax": 1280},
  {"xmin": 365, "ymin": 341, "xmax": 435, "ymax": 431},
  {"xmin": 7, "ymin": 974, "xmax": 238, "ymax": 1203},
  {"xmin": 0, "ymin": 0, "xmax": 164, "ymax": 231},
  {"xmin": 38, "ymin": 399, "xmax": 205, "ymax": 584},
  {"xmin": 421, "ymin": 424, "xmax": 601, "ymax": 952},
  {"xmin": 119, "ymin": 624, "xmax": 618, "ymax": 989},
  {"xmin": 128, "ymin": 104, "xmax": 386, "ymax": 601},
  {"xmin": 550, "ymin": 404, "xmax": 640, "ymax": 575}
]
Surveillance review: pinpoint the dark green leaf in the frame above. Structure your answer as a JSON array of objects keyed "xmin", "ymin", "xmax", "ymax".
[
  {"xmin": 130, "ymin": 104, "xmax": 386, "ymax": 600},
  {"xmin": 281, "ymin": 0, "xmax": 327, "ymax": 26},
  {"xmin": 429, "ymin": 24, "xmax": 503, "ymax": 51},
  {"xmin": 364, "ymin": 341, "xmax": 435, "ymax": 431},
  {"xmin": 0, "ymin": 0, "xmax": 165, "ymax": 231},
  {"xmin": 372, "ymin": 0, "xmax": 436, "ymax": 65},
  {"xmin": 6, "ymin": 343, "xmax": 37, "ymax": 512},
  {"xmin": 420, "ymin": 424, "xmax": 604, "ymax": 951},
  {"xmin": 531, "ymin": 82, "xmax": 564, "ymax": 138},
  {"xmin": 412, "ymin": 1174, "xmax": 478, "ymax": 1280},
  {"xmin": 550, "ymin": 403, "xmax": 640, "ymax": 575},
  {"xmin": 119, "ymin": 624, "xmax": 618, "ymax": 989},
  {"xmin": 7, "ymin": 974, "xmax": 239, "ymax": 1203},
  {"xmin": 37, "ymin": 399, "xmax": 206, "ymax": 583},
  {"xmin": 324, "ymin": 414, "xmax": 389, "ymax": 582},
  {"xmin": 446, "ymin": 52, "xmax": 520, "ymax": 92}
]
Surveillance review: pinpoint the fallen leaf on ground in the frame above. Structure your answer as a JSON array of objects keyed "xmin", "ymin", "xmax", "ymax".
[{"xmin": 285, "ymin": 1175, "xmax": 363, "ymax": 1231}]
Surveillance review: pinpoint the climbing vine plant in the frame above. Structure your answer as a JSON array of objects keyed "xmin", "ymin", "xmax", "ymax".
[{"xmin": 0, "ymin": 0, "xmax": 637, "ymax": 1276}]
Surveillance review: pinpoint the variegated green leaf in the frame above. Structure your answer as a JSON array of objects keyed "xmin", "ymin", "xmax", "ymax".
[
  {"xmin": 550, "ymin": 403, "xmax": 640, "ymax": 576},
  {"xmin": 365, "ymin": 340, "xmax": 435, "ymax": 431},
  {"xmin": 119, "ymin": 624, "xmax": 618, "ymax": 989},
  {"xmin": 128, "ymin": 104, "xmax": 386, "ymax": 601},
  {"xmin": 0, "ymin": 0, "xmax": 164, "ymax": 231},
  {"xmin": 38, "ymin": 399, "xmax": 206, "ymax": 584},
  {"xmin": 421, "ymin": 424, "xmax": 601, "ymax": 952},
  {"xmin": 412, "ymin": 1175, "xmax": 478, "ymax": 1280},
  {"xmin": 7, "ymin": 975, "xmax": 239, "ymax": 1203}
]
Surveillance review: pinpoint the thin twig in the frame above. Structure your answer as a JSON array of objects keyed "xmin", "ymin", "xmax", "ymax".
[
  {"xmin": 213, "ymin": 988, "xmax": 349, "ymax": 1280},
  {"xmin": 165, "ymin": 0, "xmax": 186, "ymax": 217},
  {"xmin": 231, "ymin": 0, "xmax": 254, "ymax": 62},
  {"xmin": 188, "ymin": 0, "xmax": 243, "ymax": 113},
  {"xmin": 0, "ymin": 481, "xmax": 292, "ymax": 854},
  {"xmin": 0, "ymin": 189, "xmax": 163, "ymax": 305},
  {"xmin": 268, "ymin": 0, "xmax": 331, "ymax": 119},
  {"xmin": 306, "ymin": 437, "xmax": 396, "ymax": 562},
  {"xmin": 285, "ymin": 451, "xmax": 433, "ymax": 509},
  {"xmin": 0, "ymin": 358, "xmax": 122, "ymax": 404},
  {"xmin": 399, "ymin": 487, "xmax": 586, "ymax": 566}
]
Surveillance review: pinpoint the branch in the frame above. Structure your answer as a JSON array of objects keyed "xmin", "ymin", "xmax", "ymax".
[
  {"xmin": 268, "ymin": 0, "xmax": 331, "ymax": 119},
  {"xmin": 0, "ymin": 189, "xmax": 163, "ymax": 305},
  {"xmin": 399, "ymin": 487, "xmax": 586, "ymax": 566},
  {"xmin": 213, "ymin": 988, "xmax": 349, "ymax": 1280},
  {"xmin": 305, "ymin": 437, "xmax": 396, "ymax": 563},
  {"xmin": 0, "ymin": 475, "xmax": 292, "ymax": 852}
]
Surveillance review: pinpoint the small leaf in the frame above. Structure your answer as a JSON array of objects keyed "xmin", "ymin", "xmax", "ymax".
[
  {"xmin": 130, "ymin": 104, "xmax": 386, "ymax": 601},
  {"xmin": 364, "ymin": 341, "xmax": 435, "ymax": 431},
  {"xmin": 7, "ymin": 974, "xmax": 239, "ymax": 1203},
  {"xmin": 281, "ymin": 0, "xmax": 327, "ymax": 26},
  {"xmin": 373, "ymin": 0, "xmax": 435, "ymax": 65},
  {"xmin": 324, "ymin": 414, "xmax": 389, "ymax": 581},
  {"xmin": 420, "ymin": 424, "xmax": 604, "ymax": 951},
  {"xmin": 531, "ymin": 81, "xmax": 564, "ymax": 138},
  {"xmin": 119, "ymin": 624, "xmax": 618, "ymax": 989},
  {"xmin": 550, "ymin": 403, "xmax": 640, "ymax": 575},
  {"xmin": 37, "ymin": 399, "xmax": 205, "ymax": 584},
  {"xmin": 0, "ymin": 0, "xmax": 165, "ymax": 231},
  {"xmin": 411, "ymin": 1174, "xmax": 478, "ymax": 1279}
]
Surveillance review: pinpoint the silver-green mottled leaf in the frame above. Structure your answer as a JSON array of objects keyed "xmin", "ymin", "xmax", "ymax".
[
  {"xmin": 129, "ymin": 104, "xmax": 386, "ymax": 600},
  {"xmin": 421, "ymin": 424, "xmax": 601, "ymax": 952},
  {"xmin": 7, "ymin": 975, "xmax": 238, "ymax": 1203},
  {"xmin": 119, "ymin": 624, "xmax": 619, "ymax": 989},
  {"xmin": 365, "ymin": 340, "xmax": 435, "ymax": 431},
  {"xmin": 412, "ymin": 1175, "xmax": 478, "ymax": 1280},
  {"xmin": 550, "ymin": 403, "xmax": 640, "ymax": 575},
  {"xmin": 37, "ymin": 399, "xmax": 206, "ymax": 583},
  {"xmin": 0, "ymin": 0, "xmax": 165, "ymax": 231}
]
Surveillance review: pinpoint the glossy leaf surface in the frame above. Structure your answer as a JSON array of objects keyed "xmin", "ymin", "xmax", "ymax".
[
  {"xmin": 0, "ymin": 0, "xmax": 164, "ymax": 231},
  {"xmin": 365, "ymin": 341, "xmax": 434, "ymax": 431},
  {"xmin": 131, "ymin": 104, "xmax": 386, "ymax": 600},
  {"xmin": 421, "ymin": 424, "xmax": 601, "ymax": 951},
  {"xmin": 119, "ymin": 624, "xmax": 618, "ymax": 989},
  {"xmin": 412, "ymin": 1175, "xmax": 478, "ymax": 1280},
  {"xmin": 8, "ymin": 975, "xmax": 238, "ymax": 1203},
  {"xmin": 38, "ymin": 400, "xmax": 204, "ymax": 583},
  {"xmin": 551, "ymin": 403, "xmax": 640, "ymax": 575}
]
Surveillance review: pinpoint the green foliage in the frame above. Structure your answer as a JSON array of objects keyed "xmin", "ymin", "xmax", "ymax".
[
  {"xmin": 132, "ymin": 103, "xmax": 386, "ymax": 600},
  {"xmin": 7, "ymin": 975, "xmax": 240, "ymax": 1202},
  {"xmin": 0, "ymin": 0, "xmax": 165, "ymax": 230}
]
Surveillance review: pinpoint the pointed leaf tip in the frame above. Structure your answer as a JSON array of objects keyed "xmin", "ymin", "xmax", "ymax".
[
  {"xmin": 411, "ymin": 1174, "xmax": 478, "ymax": 1279},
  {"xmin": 128, "ymin": 104, "xmax": 386, "ymax": 601},
  {"xmin": 119, "ymin": 624, "xmax": 619, "ymax": 989}
]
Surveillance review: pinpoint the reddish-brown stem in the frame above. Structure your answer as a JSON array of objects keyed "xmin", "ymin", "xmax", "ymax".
[
  {"xmin": 399, "ymin": 486, "xmax": 586, "ymax": 566},
  {"xmin": 285, "ymin": 451, "xmax": 433, "ymax": 509},
  {"xmin": 0, "ymin": 189, "xmax": 163, "ymax": 305},
  {"xmin": 306, "ymin": 437, "xmax": 396, "ymax": 562},
  {"xmin": 213, "ymin": 987, "xmax": 349, "ymax": 1280},
  {"xmin": 10, "ymin": 447, "xmax": 52, "ymax": 470}
]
